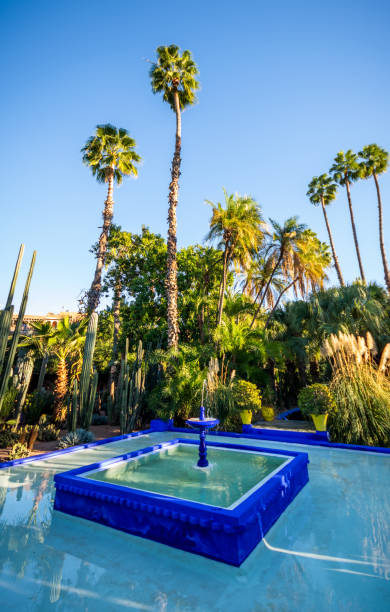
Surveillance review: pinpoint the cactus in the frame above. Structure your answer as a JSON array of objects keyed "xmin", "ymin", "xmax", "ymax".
[
  {"xmin": 0, "ymin": 247, "xmax": 36, "ymax": 415},
  {"xmin": 127, "ymin": 340, "xmax": 146, "ymax": 433},
  {"xmin": 66, "ymin": 313, "xmax": 99, "ymax": 431},
  {"xmin": 13, "ymin": 352, "xmax": 35, "ymax": 429}
]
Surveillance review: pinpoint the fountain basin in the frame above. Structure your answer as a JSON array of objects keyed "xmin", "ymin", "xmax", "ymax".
[{"xmin": 54, "ymin": 438, "xmax": 309, "ymax": 566}]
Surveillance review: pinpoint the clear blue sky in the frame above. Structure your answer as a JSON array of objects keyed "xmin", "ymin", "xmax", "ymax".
[{"xmin": 1, "ymin": 0, "xmax": 389, "ymax": 313}]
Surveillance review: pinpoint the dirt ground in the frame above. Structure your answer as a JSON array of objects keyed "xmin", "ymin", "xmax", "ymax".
[{"xmin": 0, "ymin": 424, "xmax": 122, "ymax": 462}]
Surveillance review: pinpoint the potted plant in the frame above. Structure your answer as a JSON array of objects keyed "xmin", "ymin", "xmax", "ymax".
[
  {"xmin": 260, "ymin": 386, "xmax": 276, "ymax": 422},
  {"xmin": 233, "ymin": 379, "xmax": 262, "ymax": 425},
  {"xmin": 298, "ymin": 384, "xmax": 336, "ymax": 432}
]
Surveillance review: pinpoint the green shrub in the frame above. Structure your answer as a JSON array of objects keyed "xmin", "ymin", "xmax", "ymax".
[
  {"xmin": 0, "ymin": 429, "xmax": 18, "ymax": 449},
  {"xmin": 8, "ymin": 443, "xmax": 30, "ymax": 460},
  {"xmin": 232, "ymin": 380, "xmax": 262, "ymax": 413},
  {"xmin": 24, "ymin": 390, "xmax": 55, "ymax": 425},
  {"xmin": 329, "ymin": 364, "xmax": 390, "ymax": 447},
  {"xmin": 298, "ymin": 384, "xmax": 336, "ymax": 417},
  {"xmin": 0, "ymin": 387, "xmax": 18, "ymax": 420},
  {"xmin": 57, "ymin": 429, "xmax": 95, "ymax": 449},
  {"xmin": 38, "ymin": 423, "xmax": 61, "ymax": 441},
  {"xmin": 91, "ymin": 414, "xmax": 108, "ymax": 426}
]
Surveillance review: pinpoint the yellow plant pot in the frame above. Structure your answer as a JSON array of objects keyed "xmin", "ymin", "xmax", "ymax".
[
  {"xmin": 240, "ymin": 410, "xmax": 252, "ymax": 425},
  {"xmin": 261, "ymin": 407, "xmax": 275, "ymax": 422},
  {"xmin": 311, "ymin": 413, "xmax": 328, "ymax": 432}
]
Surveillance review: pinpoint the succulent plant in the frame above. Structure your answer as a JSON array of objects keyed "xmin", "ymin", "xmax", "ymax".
[{"xmin": 57, "ymin": 428, "xmax": 95, "ymax": 449}]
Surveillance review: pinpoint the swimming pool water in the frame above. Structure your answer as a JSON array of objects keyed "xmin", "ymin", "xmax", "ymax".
[
  {"xmin": 82, "ymin": 443, "xmax": 287, "ymax": 508},
  {"xmin": 0, "ymin": 431, "xmax": 389, "ymax": 611}
]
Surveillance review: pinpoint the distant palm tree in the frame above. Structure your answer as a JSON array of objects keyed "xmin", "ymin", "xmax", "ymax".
[
  {"xmin": 330, "ymin": 150, "xmax": 365, "ymax": 282},
  {"xmin": 265, "ymin": 230, "xmax": 331, "ymax": 327},
  {"xmin": 307, "ymin": 174, "xmax": 344, "ymax": 287},
  {"xmin": 150, "ymin": 45, "xmax": 199, "ymax": 348},
  {"xmin": 358, "ymin": 144, "xmax": 390, "ymax": 292},
  {"xmin": 206, "ymin": 190, "xmax": 265, "ymax": 326},
  {"xmin": 19, "ymin": 321, "xmax": 54, "ymax": 392},
  {"xmin": 250, "ymin": 217, "xmax": 306, "ymax": 329},
  {"xmin": 82, "ymin": 124, "xmax": 141, "ymax": 312}
]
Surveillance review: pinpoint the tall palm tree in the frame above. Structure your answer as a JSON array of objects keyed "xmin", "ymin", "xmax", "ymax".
[
  {"xmin": 82, "ymin": 124, "xmax": 141, "ymax": 312},
  {"xmin": 150, "ymin": 45, "xmax": 200, "ymax": 348},
  {"xmin": 358, "ymin": 144, "xmax": 390, "ymax": 292},
  {"xmin": 307, "ymin": 174, "xmax": 344, "ymax": 286},
  {"xmin": 250, "ymin": 217, "xmax": 306, "ymax": 329},
  {"xmin": 265, "ymin": 230, "xmax": 331, "ymax": 327},
  {"xmin": 330, "ymin": 150, "xmax": 365, "ymax": 282},
  {"xmin": 206, "ymin": 190, "xmax": 265, "ymax": 326}
]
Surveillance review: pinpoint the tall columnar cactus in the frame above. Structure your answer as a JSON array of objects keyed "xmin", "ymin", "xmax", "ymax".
[
  {"xmin": 0, "ymin": 247, "xmax": 36, "ymax": 415},
  {"xmin": 78, "ymin": 313, "xmax": 98, "ymax": 430},
  {"xmin": 117, "ymin": 338, "xmax": 129, "ymax": 434},
  {"xmin": 13, "ymin": 352, "xmax": 35, "ymax": 428},
  {"xmin": 126, "ymin": 340, "xmax": 146, "ymax": 433}
]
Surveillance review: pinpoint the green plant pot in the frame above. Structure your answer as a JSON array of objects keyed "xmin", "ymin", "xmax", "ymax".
[
  {"xmin": 240, "ymin": 410, "xmax": 252, "ymax": 425},
  {"xmin": 310, "ymin": 413, "xmax": 328, "ymax": 432}
]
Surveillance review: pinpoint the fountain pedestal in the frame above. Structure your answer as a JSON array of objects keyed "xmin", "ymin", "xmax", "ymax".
[{"xmin": 185, "ymin": 407, "xmax": 219, "ymax": 468}]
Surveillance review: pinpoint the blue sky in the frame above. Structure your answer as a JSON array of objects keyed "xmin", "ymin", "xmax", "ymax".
[{"xmin": 1, "ymin": 0, "xmax": 390, "ymax": 313}]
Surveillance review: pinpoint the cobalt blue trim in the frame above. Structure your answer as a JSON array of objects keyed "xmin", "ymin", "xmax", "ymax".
[
  {"xmin": 276, "ymin": 407, "xmax": 301, "ymax": 420},
  {"xmin": 53, "ymin": 438, "xmax": 309, "ymax": 566}
]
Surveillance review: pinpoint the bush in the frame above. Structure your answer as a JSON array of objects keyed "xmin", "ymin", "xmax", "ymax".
[
  {"xmin": 0, "ymin": 429, "xmax": 18, "ymax": 449},
  {"xmin": 0, "ymin": 387, "xmax": 18, "ymax": 420},
  {"xmin": 298, "ymin": 384, "xmax": 336, "ymax": 417},
  {"xmin": 24, "ymin": 390, "xmax": 55, "ymax": 425},
  {"xmin": 8, "ymin": 443, "xmax": 29, "ymax": 460},
  {"xmin": 329, "ymin": 364, "xmax": 390, "ymax": 447},
  {"xmin": 91, "ymin": 414, "xmax": 108, "ymax": 426},
  {"xmin": 232, "ymin": 380, "xmax": 262, "ymax": 413},
  {"xmin": 57, "ymin": 429, "xmax": 95, "ymax": 449},
  {"xmin": 38, "ymin": 423, "xmax": 61, "ymax": 441}
]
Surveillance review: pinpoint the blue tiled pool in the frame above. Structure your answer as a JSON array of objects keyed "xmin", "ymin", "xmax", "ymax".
[{"xmin": 0, "ymin": 430, "xmax": 389, "ymax": 610}]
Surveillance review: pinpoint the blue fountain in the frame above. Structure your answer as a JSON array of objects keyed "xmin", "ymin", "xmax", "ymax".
[{"xmin": 185, "ymin": 406, "xmax": 219, "ymax": 468}]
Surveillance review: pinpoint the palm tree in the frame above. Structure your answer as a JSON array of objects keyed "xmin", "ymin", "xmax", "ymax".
[
  {"xmin": 358, "ymin": 144, "xmax": 390, "ymax": 292},
  {"xmin": 19, "ymin": 321, "xmax": 54, "ymax": 392},
  {"xmin": 82, "ymin": 124, "xmax": 141, "ymax": 312},
  {"xmin": 250, "ymin": 217, "xmax": 306, "ymax": 329},
  {"xmin": 330, "ymin": 150, "xmax": 365, "ymax": 282},
  {"xmin": 150, "ymin": 45, "xmax": 200, "ymax": 348},
  {"xmin": 48, "ymin": 317, "xmax": 88, "ymax": 421},
  {"xmin": 265, "ymin": 230, "xmax": 331, "ymax": 327},
  {"xmin": 206, "ymin": 190, "xmax": 265, "ymax": 326},
  {"xmin": 307, "ymin": 174, "xmax": 344, "ymax": 286}
]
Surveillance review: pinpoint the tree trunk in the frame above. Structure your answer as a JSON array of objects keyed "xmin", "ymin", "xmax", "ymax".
[
  {"xmin": 249, "ymin": 251, "xmax": 284, "ymax": 329},
  {"xmin": 345, "ymin": 178, "xmax": 366, "ymax": 283},
  {"xmin": 265, "ymin": 276, "xmax": 298, "ymax": 328},
  {"xmin": 37, "ymin": 353, "xmax": 49, "ymax": 393},
  {"xmin": 53, "ymin": 357, "xmax": 68, "ymax": 421},
  {"xmin": 108, "ymin": 275, "xmax": 122, "ymax": 396},
  {"xmin": 166, "ymin": 90, "xmax": 181, "ymax": 348},
  {"xmin": 373, "ymin": 173, "xmax": 390, "ymax": 292},
  {"xmin": 216, "ymin": 247, "xmax": 229, "ymax": 326},
  {"xmin": 321, "ymin": 198, "xmax": 344, "ymax": 287},
  {"xmin": 87, "ymin": 168, "xmax": 115, "ymax": 312}
]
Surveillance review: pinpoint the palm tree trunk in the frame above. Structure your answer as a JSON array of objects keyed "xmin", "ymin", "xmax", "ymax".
[
  {"xmin": 345, "ymin": 179, "xmax": 366, "ymax": 283},
  {"xmin": 321, "ymin": 198, "xmax": 344, "ymax": 286},
  {"xmin": 166, "ymin": 90, "xmax": 181, "ymax": 348},
  {"xmin": 37, "ymin": 353, "xmax": 49, "ymax": 393},
  {"xmin": 53, "ymin": 357, "xmax": 68, "ymax": 421},
  {"xmin": 264, "ymin": 277, "xmax": 298, "ymax": 329},
  {"xmin": 249, "ymin": 251, "xmax": 283, "ymax": 329},
  {"xmin": 88, "ymin": 168, "xmax": 115, "ymax": 312},
  {"xmin": 373, "ymin": 173, "xmax": 390, "ymax": 292},
  {"xmin": 216, "ymin": 247, "xmax": 229, "ymax": 326}
]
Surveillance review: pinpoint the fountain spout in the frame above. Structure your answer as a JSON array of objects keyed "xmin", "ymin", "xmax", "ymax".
[{"xmin": 185, "ymin": 403, "xmax": 219, "ymax": 468}]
